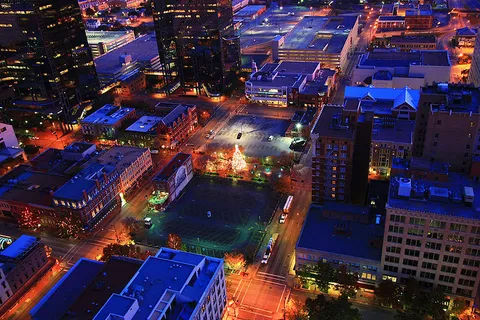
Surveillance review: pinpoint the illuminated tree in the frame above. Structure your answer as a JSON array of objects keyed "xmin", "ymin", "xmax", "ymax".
[
  {"xmin": 18, "ymin": 208, "xmax": 40, "ymax": 230},
  {"xmin": 231, "ymin": 145, "xmax": 247, "ymax": 173},
  {"xmin": 305, "ymin": 295, "xmax": 361, "ymax": 320},
  {"xmin": 224, "ymin": 252, "xmax": 246, "ymax": 272},
  {"xmin": 335, "ymin": 265, "xmax": 358, "ymax": 298},
  {"xmin": 285, "ymin": 298, "xmax": 307, "ymax": 320},
  {"xmin": 56, "ymin": 216, "xmax": 83, "ymax": 239},
  {"xmin": 167, "ymin": 233, "xmax": 182, "ymax": 250},
  {"xmin": 101, "ymin": 243, "xmax": 141, "ymax": 262},
  {"xmin": 122, "ymin": 217, "xmax": 140, "ymax": 236},
  {"xmin": 376, "ymin": 280, "xmax": 401, "ymax": 307}
]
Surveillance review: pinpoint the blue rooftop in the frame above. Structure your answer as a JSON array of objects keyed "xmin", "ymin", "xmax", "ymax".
[
  {"xmin": 296, "ymin": 205, "xmax": 383, "ymax": 262},
  {"xmin": 344, "ymin": 86, "xmax": 420, "ymax": 109},
  {"xmin": 82, "ymin": 104, "xmax": 135, "ymax": 126},
  {"xmin": 0, "ymin": 235, "xmax": 37, "ymax": 259},
  {"xmin": 388, "ymin": 175, "xmax": 480, "ymax": 220},
  {"xmin": 30, "ymin": 258, "xmax": 105, "ymax": 320}
]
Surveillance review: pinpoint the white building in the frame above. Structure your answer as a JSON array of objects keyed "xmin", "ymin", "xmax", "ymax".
[
  {"xmin": 94, "ymin": 248, "xmax": 226, "ymax": 320},
  {"xmin": 85, "ymin": 19, "xmax": 101, "ymax": 30},
  {"xmin": 352, "ymin": 50, "xmax": 451, "ymax": 89},
  {"xmin": 86, "ymin": 31, "xmax": 136, "ymax": 58},
  {"xmin": 272, "ymin": 16, "xmax": 359, "ymax": 71},
  {"xmin": 0, "ymin": 123, "xmax": 25, "ymax": 163},
  {"xmin": 383, "ymin": 174, "xmax": 480, "ymax": 305}
]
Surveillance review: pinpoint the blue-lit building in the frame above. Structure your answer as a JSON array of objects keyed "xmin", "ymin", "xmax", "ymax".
[
  {"xmin": 31, "ymin": 248, "xmax": 227, "ymax": 320},
  {"xmin": 81, "ymin": 104, "xmax": 136, "ymax": 139},
  {"xmin": 52, "ymin": 163, "xmax": 121, "ymax": 229},
  {"xmin": 295, "ymin": 204, "xmax": 383, "ymax": 291}
]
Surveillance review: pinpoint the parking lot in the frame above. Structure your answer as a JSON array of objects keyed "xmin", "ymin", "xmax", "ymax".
[
  {"xmin": 211, "ymin": 115, "xmax": 292, "ymax": 158},
  {"xmin": 137, "ymin": 176, "xmax": 281, "ymax": 258}
]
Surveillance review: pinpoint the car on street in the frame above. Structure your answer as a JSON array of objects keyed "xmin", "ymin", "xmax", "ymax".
[
  {"xmin": 237, "ymin": 132, "xmax": 242, "ymax": 139},
  {"xmin": 279, "ymin": 213, "xmax": 287, "ymax": 224},
  {"xmin": 144, "ymin": 217, "xmax": 152, "ymax": 228}
]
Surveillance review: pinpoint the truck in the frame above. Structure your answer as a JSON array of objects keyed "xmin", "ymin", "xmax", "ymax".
[{"xmin": 261, "ymin": 233, "xmax": 279, "ymax": 264}]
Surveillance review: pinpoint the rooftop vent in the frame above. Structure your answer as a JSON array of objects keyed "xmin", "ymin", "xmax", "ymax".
[{"xmin": 397, "ymin": 177, "xmax": 411, "ymax": 197}]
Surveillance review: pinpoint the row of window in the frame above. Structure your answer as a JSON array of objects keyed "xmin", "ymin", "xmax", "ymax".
[{"xmin": 389, "ymin": 216, "xmax": 480, "ymax": 236}]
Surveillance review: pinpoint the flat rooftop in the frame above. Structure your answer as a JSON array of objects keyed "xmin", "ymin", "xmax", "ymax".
[
  {"xmin": 154, "ymin": 103, "xmax": 196, "ymax": 128},
  {"xmin": 280, "ymin": 15, "xmax": 358, "ymax": 53},
  {"xmin": 358, "ymin": 50, "xmax": 450, "ymax": 68},
  {"xmin": 421, "ymin": 83, "xmax": 480, "ymax": 114},
  {"xmin": 86, "ymin": 30, "xmax": 134, "ymax": 44},
  {"xmin": 126, "ymin": 115, "xmax": 163, "ymax": 133},
  {"xmin": 82, "ymin": 104, "xmax": 135, "ymax": 126},
  {"xmin": 94, "ymin": 34, "xmax": 159, "ymax": 74},
  {"xmin": 153, "ymin": 153, "xmax": 191, "ymax": 182},
  {"xmin": 63, "ymin": 142, "xmax": 96, "ymax": 154},
  {"xmin": 0, "ymin": 235, "xmax": 37, "ymax": 259},
  {"xmin": 0, "ymin": 165, "xmax": 70, "ymax": 207},
  {"xmin": 390, "ymin": 35, "xmax": 436, "ymax": 44},
  {"xmin": 93, "ymin": 146, "xmax": 148, "ymax": 173},
  {"xmin": 235, "ymin": 5, "xmax": 266, "ymax": 17},
  {"xmin": 372, "ymin": 119, "xmax": 415, "ymax": 144},
  {"xmin": 311, "ymin": 105, "xmax": 355, "ymax": 139},
  {"xmin": 388, "ymin": 174, "xmax": 480, "ymax": 220},
  {"xmin": 296, "ymin": 205, "xmax": 383, "ymax": 262},
  {"xmin": 95, "ymin": 248, "xmax": 222, "ymax": 320}
]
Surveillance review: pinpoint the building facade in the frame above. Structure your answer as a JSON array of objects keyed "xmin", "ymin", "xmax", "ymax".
[
  {"xmin": 0, "ymin": 0, "xmax": 99, "ymax": 125},
  {"xmin": 81, "ymin": 105, "xmax": 136, "ymax": 139},
  {"xmin": 468, "ymin": 34, "xmax": 480, "ymax": 88},
  {"xmin": 86, "ymin": 30, "xmax": 136, "ymax": 58},
  {"xmin": 382, "ymin": 175, "xmax": 480, "ymax": 304},
  {"xmin": 152, "ymin": 0, "xmax": 240, "ymax": 94},
  {"xmin": 153, "ymin": 153, "xmax": 193, "ymax": 203}
]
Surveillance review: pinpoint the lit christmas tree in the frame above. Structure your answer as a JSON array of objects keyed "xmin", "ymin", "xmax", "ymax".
[{"xmin": 232, "ymin": 145, "xmax": 247, "ymax": 173}]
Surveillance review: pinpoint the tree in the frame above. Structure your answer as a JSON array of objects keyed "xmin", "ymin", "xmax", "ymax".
[
  {"xmin": 120, "ymin": 99, "xmax": 152, "ymax": 112},
  {"xmin": 285, "ymin": 298, "xmax": 307, "ymax": 320},
  {"xmin": 56, "ymin": 216, "xmax": 83, "ymax": 239},
  {"xmin": 24, "ymin": 144, "xmax": 40, "ymax": 155},
  {"xmin": 101, "ymin": 243, "xmax": 140, "ymax": 262},
  {"xmin": 122, "ymin": 217, "xmax": 140, "ymax": 236},
  {"xmin": 450, "ymin": 299, "xmax": 468, "ymax": 316},
  {"xmin": 304, "ymin": 295, "xmax": 362, "ymax": 320},
  {"xmin": 167, "ymin": 233, "xmax": 182, "ymax": 250},
  {"xmin": 400, "ymin": 278, "xmax": 419, "ymax": 309},
  {"xmin": 85, "ymin": 7, "xmax": 95, "ymax": 16},
  {"xmin": 375, "ymin": 280, "xmax": 400, "ymax": 307},
  {"xmin": 18, "ymin": 208, "xmax": 40, "ymax": 230},
  {"xmin": 311, "ymin": 262, "xmax": 336, "ymax": 293},
  {"xmin": 224, "ymin": 252, "xmax": 246, "ymax": 272},
  {"xmin": 335, "ymin": 265, "xmax": 358, "ymax": 298}
]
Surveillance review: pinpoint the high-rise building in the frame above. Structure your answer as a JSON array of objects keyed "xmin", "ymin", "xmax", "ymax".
[
  {"xmin": 382, "ymin": 173, "xmax": 480, "ymax": 305},
  {"xmin": 152, "ymin": 0, "xmax": 240, "ymax": 95},
  {"xmin": 0, "ymin": 0, "xmax": 99, "ymax": 127},
  {"xmin": 413, "ymin": 83, "xmax": 480, "ymax": 173},
  {"xmin": 468, "ymin": 33, "xmax": 480, "ymax": 87}
]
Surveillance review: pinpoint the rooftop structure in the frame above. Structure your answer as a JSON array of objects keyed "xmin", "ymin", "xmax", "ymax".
[
  {"xmin": 93, "ymin": 146, "xmax": 149, "ymax": 174},
  {"xmin": 372, "ymin": 119, "xmax": 415, "ymax": 144},
  {"xmin": 420, "ymin": 83, "xmax": 480, "ymax": 113},
  {"xmin": 82, "ymin": 105, "xmax": 136, "ymax": 126},
  {"xmin": 154, "ymin": 153, "xmax": 191, "ymax": 182},
  {"xmin": 388, "ymin": 174, "xmax": 480, "ymax": 219},
  {"xmin": 0, "ymin": 165, "xmax": 71, "ymax": 208},
  {"xmin": 91, "ymin": 248, "xmax": 225, "ymax": 320},
  {"xmin": 0, "ymin": 235, "xmax": 37, "ymax": 260},
  {"xmin": 357, "ymin": 50, "xmax": 450, "ymax": 68},
  {"xmin": 86, "ymin": 30, "xmax": 136, "ymax": 58},
  {"xmin": 296, "ymin": 204, "xmax": 383, "ymax": 263},
  {"xmin": 125, "ymin": 116, "xmax": 163, "ymax": 133},
  {"xmin": 311, "ymin": 104, "xmax": 355, "ymax": 139},
  {"xmin": 273, "ymin": 16, "xmax": 359, "ymax": 70},
  {"xmin": 234, "ymin": 5, "xmax": 266, "ymax": 19}
]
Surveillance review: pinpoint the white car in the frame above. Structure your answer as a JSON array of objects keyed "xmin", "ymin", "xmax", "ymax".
[
  {"xmin": 279, "ymin": 213, "xmax": 287, "ymax": 224},
  {"xmin": 144, "ymin": 217, "xmax": 152, "ymax": 228}
]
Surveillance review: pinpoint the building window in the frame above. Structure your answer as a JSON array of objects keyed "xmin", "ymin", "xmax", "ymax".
[
  {"xmin": 423, "ymin": 252, "xmax": 439, "ymax": 260},
  {"xmin": 440, "ymin": 265, "xmax": 457, "ymax": 274},
  {"xmin": 407, "ymin": 228, "xmax": 423, "ymax": 237},
  {"xmin": 429, "ymin": 220, "xmax": 445, "ymax": 229},
  {"xmin": 437, "ymin": 120, "xmax": 442, "ymax": 125},
  {"xmin": 409, "ymin": 217, "xmax": 425, "ymax": 226},
  {"xmin": 390, "ymin": 215, "xmax": 406, "ymax": 223},
  {"xmin": 460, "ymin": 269, "xmax": 478, "ymax": 278},
  {"xmin": 450, "ymin": 223, "xmax": 468, "ymax": 232}
]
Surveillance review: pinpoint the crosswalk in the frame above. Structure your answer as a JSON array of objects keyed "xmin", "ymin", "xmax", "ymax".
[{"xmin": 256, "ymin": 271, "xmax": 286, "ymax": 285}]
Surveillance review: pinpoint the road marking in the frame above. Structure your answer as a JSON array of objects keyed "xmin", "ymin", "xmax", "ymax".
[
  {"xmin": 240, "ymin": 305, "xmax": 273, "ymax": 314},
  {"xmin": 257, "ymin": 272, "xmax": 285, "ymax": 280},
  {"xmin": 238, "ymin": 308, "xmax": 272, "ymax": 319},
  {"xmin": 253, "ymin": 278, "xmax": 286, "ymax": 287},
  {"xmin": 232, "ymin": 278, "xmax": 243, "ymax": 299},
  {"xmin": 276, "ymin": 285, "xmax": 287, "ymax": 313},
  {"xmin": 240, "ymin": 279, "xmax": 252, "ymax": 305}
]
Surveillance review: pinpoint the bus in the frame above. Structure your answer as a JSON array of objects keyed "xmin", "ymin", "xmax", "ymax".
[{"xmin": 283, "ymin": 195, "xmax": 293, "ymax": 213}]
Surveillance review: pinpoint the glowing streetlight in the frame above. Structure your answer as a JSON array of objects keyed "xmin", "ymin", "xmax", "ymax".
[{"xmin": 296, "ymin": 123, "xmax": 302, "ymax": 131}]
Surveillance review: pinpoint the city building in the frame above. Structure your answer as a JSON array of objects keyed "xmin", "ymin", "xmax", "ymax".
[
  {"xmin": 296, "ymin": 204, "xmax": 383, "ymax": 291},
  {"xmin": 389, "ymin": 35, "xmax": 437, "ymax": 52},
  {"xmin": 0, "ymin": 165, "xmax": 71, "ymax": 226},
  {"xmin": 233, "ymin": 0, "xmax": 250, "ymax": 12},
  {"xmin": 114, "ymin": 72, "xmax": 147, "ymax": 96},
  {"xmin": 109, "ymin": 0, "xmax": 143, "ymax": 8},
  {"xmin": 153, "ymin": 153, "xmax": 193, "ymax": 203},
  {"xmin": 52, "ymin": 163, "xmax": 121, "ymax": 229},
  {"xmin": 469, "ymin": 34, "xmax": 480, "ymax": 87},
  {"xmin": 370, "ymin": 119, "xmax": 415, "ymax": 176},
  {"xmin": 86, "ymin": 30, "xmax": 136, "ymax": 58},
  {"xmin": 376, "ymin": 16, "xmax": 406, "ymax": 30},
  {"xmin": 404, "ymin": 5, "xmax": 433, "ymax": 30},
  {"xmin": 94, "ymin": 34, "xmax": 161, "ymax": 89},
  {"xmin": 343, "ymin": 86, "xmax": 420, "ymax": 120},
  {"xmin": 0, "ymin": 123, "xmax": 25, "ymax": 165},
  {"xmin": 396, "ymin": 3, "xmax": 415, "ymax": 16},
  {"xmin": 0, "ymin": 0, "xmax": 99, "ymax": 127},
  {"xmin": 245, "ymin": 61, "xmax": 337, "ymax": 107},
  {"xmin": 311, "ymin": 105, "xmax": 372, "ymax": 205},
  {"xmin": 413, "ymin": 83, "xmax": 480, "ymax": 173},
  {"xmin": 152, "ymin": 103, "xmax": 198, "ymax": 149},
  {"xmin": 81, "ymin": 104, "xmax": 136, "ymax": 139},
  {"xmin": 152, "ymin": 0, "xmax": 240, "ymax": 94},
  {"xmin": 93, "ymin": 146, "xmax": 153, "ymax": 197},
  {"xmin": 234, "ymin": 5, "xmax": 267, "ymax": 20},
  {"xmin": 352, "ymin": 50, "xmax": 451, "ymax": 89},
  {"xmin": 455, "ymin": 27, "xmax": 477, "ymax": 48},
  {"xmin": 272, "ymin": 16, "xmax": 359, "ymax": 71},
  {"xmin": 382, "ymin": 173, "xmax": 480, "ymax": 304},
  {"xmin": 0, "ymin": 235, "xmax": 48, "ymax": 294},
  {"xmin": 78, "ymin": 0, "xmax": 99, "ymax": 11},
  {"xmin": 30, "ymin": 256, "xmax": 143, "ymax": 320},
  {"xmin": 31, "ymin": 248, "xmax": 226, "ymax": 320},
  {"xmin": 122, "ymin": 116, "xmax": 163, "ymax": 149},
  {"xmin": 85, "ymin": 18, "xmax": 101, "ymax": 30}
]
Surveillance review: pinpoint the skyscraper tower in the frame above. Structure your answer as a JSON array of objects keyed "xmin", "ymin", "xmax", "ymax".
[
  {"xmin": 152, "ymin": 0, "xmax": 240, "ymax": 95},
  {"xmin": 0, "ymin": 0, "xmax": 99, "ymax": 128}
]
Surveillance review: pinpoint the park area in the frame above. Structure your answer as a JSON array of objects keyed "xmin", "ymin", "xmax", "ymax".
[{"xmin": 135, "ymin": 175, "xmax": 281, "ymax": 259}]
